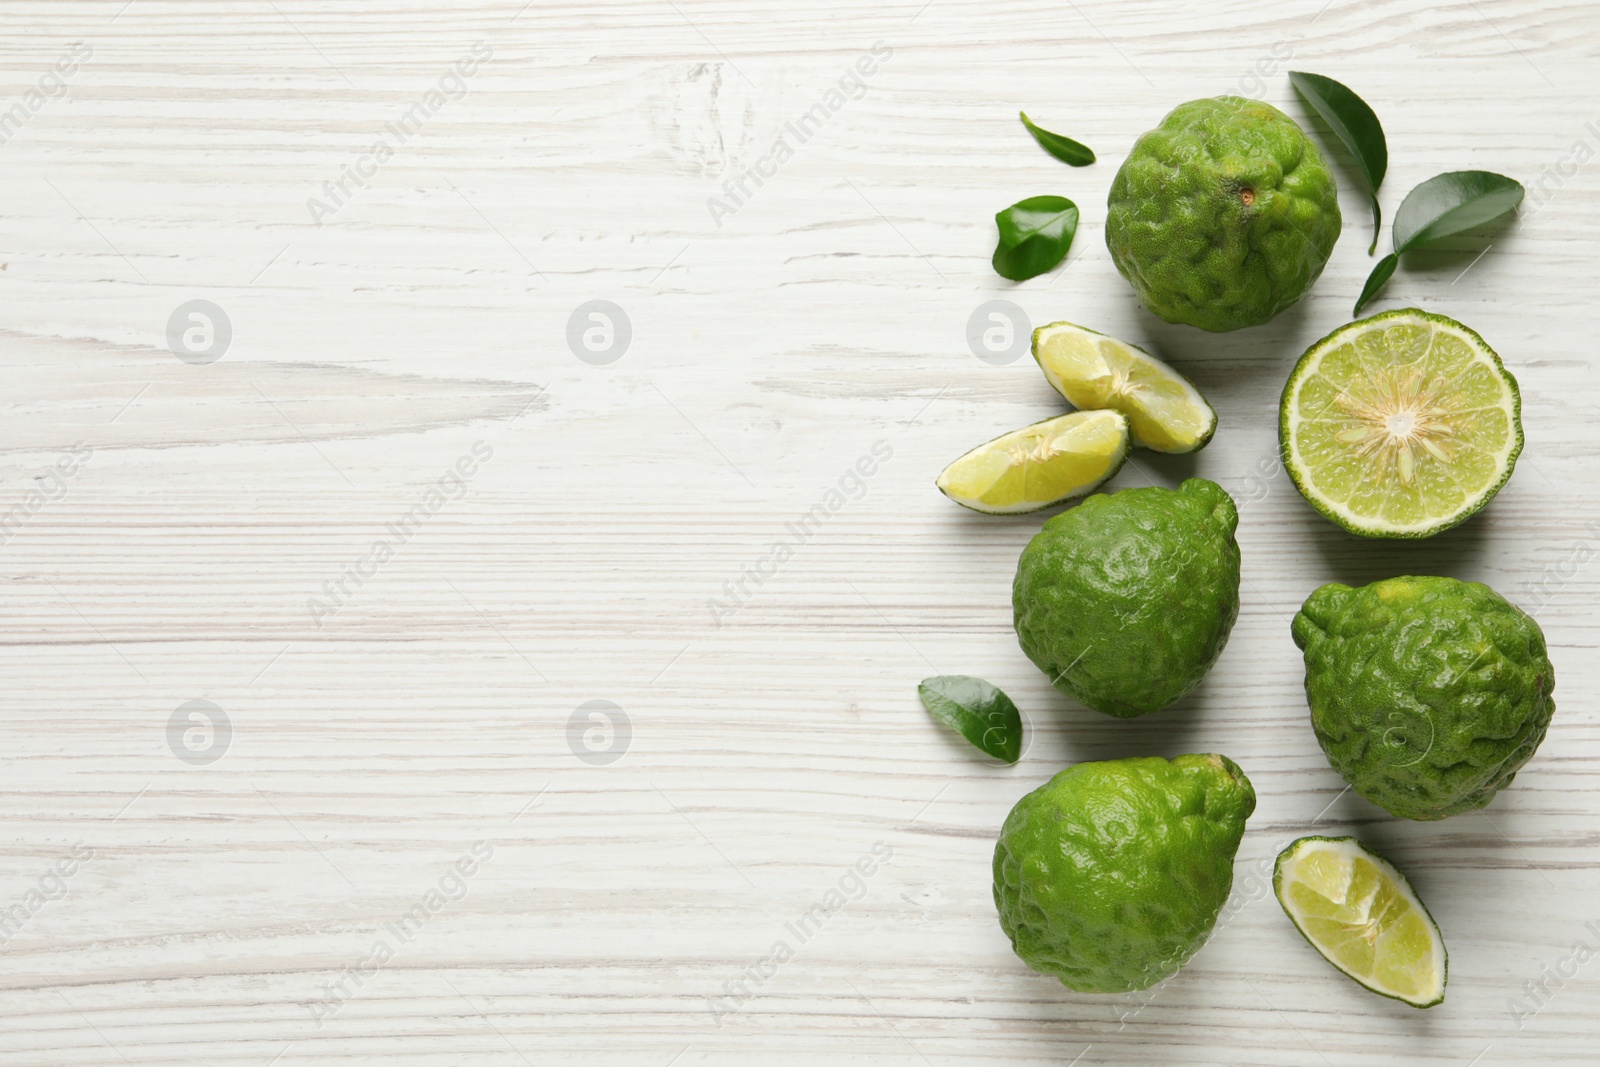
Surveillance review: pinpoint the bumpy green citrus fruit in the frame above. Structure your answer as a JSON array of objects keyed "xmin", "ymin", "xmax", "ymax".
[
  {"xmin": 1013, "ymin": 478, "xmax": 1240, "ymax": 717},
  {"xmin": 1106, "ymin": 96, "xmax": 1341, "ymax": 332},
  {"xmin": 994, "ymin": 754, "xmax": 1255, "ymax": 993},
  {"xmin": 1293, "ymin": 576, "xmax": 1555, "ymax": 820}
]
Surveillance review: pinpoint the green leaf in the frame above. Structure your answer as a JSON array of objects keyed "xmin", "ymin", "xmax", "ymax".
[
  {"xmin": 1352, "ymin": 252, "xmax": 1399, "ymax": 316},
  {"xmin": 1289, "ymin": 71, "xmax": 1387, "ymax": 254},
  {"xmin": 1393, "ymin": 170, "xmax": 1525, "ymax": 253},
  {"xmin": 1353, "ymin": 172, "xmax": 1524, "ymax": 314},
  {"xmin": 1019, "ymin": 111, "xmax": 1096, "ymax": 166},
  {"xmin": 992, "ymin": 195, "xmax": 1078, "ymax": 281},
  {"xmin": 917, "ymin": 675, "xmax": 1022, "ymax": 764}
]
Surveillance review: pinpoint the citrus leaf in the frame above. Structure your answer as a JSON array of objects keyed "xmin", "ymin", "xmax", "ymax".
[
  {"xmin": 1289, "ymin": 71, "xmax": 1387, "ymax": 254},
  {"xmin": 995, "ymin": 195, "xmax": 1079, "ymax": 248},
  {"xmin": 1019, "ymin": 111, "xmax": 1096, "ymax": 166},
  {"xmin": 1352, "ymin": 252, "xmax": 1399, "ymax": 316},
  {"xmin": 917, "ymin": 675, "xmax": 1022, "ymax": 763},
  {"xmin": 992, "ymin": 195, "xmax": 1078, "ymax": 281},
  {"xmin": 1393, "ymin": 170, "xmax": 1525, "ymax": 253}
]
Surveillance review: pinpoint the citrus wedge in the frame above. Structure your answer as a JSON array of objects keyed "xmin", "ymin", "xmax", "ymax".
[
  {"xmin": 1032, "ymin": 321, "xmax": 1216, "ymax": 453},
  {"xmin": 1274, "ymin": 836, "xmax": 1447, "ymax": 1009},
  {"xmin": 1280, "ymin": 308, "xmax": 1522, "ymax": 538},
  {"xmin": 936, "ymin": 410, "xmax": 1128, "ymax": 514}
]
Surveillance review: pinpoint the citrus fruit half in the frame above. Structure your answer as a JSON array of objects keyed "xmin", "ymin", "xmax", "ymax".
[{"xmin": 1280, "ymin": 308, "xmax": 1522, "ymax": 538}]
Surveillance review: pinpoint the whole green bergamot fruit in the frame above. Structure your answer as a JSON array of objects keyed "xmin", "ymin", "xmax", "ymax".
[
  {"xmin": 1293, "ymin": 575, "xmax": 1555, "ymax": 821},
  {"xmin": 1106, "ymin": 96, "xmax": 1341, "ymax": 332},
  {"xmin": 994, "ymin": 754, "xmax": 1256, "ymax": 993},
  {"xmin": 1013, "ymin": 478, "xmax": 1240, "ymax": 717}
]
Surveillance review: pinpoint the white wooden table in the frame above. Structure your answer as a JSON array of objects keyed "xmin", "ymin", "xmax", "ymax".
[{"xmin": 0, "ymin": 0, "xmax": 1593, "ymax": 1063}]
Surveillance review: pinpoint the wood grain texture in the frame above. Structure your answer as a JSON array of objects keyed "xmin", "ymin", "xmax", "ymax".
[{"xmin": 0, "ymin": 0, "xmax": 1595, "ymax": 1063}]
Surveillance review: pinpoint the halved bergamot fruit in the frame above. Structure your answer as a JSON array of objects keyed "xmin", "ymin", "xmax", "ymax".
[
  {"xmin": 1280, "ymin": 309, "xmax": 1522, "ymax": 538},
  {"xmin": 1033, "ymin": 321, "xmax": 1217, "ymax": 453},
  {"xmin": 1274, "ymin": 836, "xmax": 1446, "ymax": 1009},
  {"xmin": 936, "ymin": 410, "xmax": 1128, "ymax": 514}
]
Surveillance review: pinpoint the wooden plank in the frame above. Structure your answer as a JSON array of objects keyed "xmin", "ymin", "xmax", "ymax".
[{"xmin": 0, "ymin": 0, "xmax": 1593, "ymax": 1062}]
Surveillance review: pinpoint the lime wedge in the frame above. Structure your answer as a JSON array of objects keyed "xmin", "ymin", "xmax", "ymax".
[
  {"xmin": 1280, "ymin": 308, "xmax": 1522, "ymax": 538},
  {"xmin": 1032, "ymin": 321, "xmax": 1217, "ymax": 453},
  {"xmin": 936, "ymin": 410, "xmax": 1128, "ymax": 514},
  {"xmin": 1274, "ymin": 836, "xmax": 1446, "ymax": 1009}
]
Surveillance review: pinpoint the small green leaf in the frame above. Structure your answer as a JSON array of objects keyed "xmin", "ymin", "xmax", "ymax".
[
  {"xmin": 992, "ymin": 195, "xmax": 1078, "ymax": 281},
  {"xmin": 1019, "ymin": 111, "xmax": 1096, "ymax": 167},
  {"xmin": 918, "ymin": 675, "xmax": 1022, "ymax": 764},
  {"xmin": 1352, "ymin": 252, "xmax": 1399, "ymax": 316},
  {"xmin": 1289, "ymin": 71, "xmax": 1387, "ymax": 254},
  {"xmin": 1393, "ymin": 170, "xmax": 1525, "ymax": 253}
]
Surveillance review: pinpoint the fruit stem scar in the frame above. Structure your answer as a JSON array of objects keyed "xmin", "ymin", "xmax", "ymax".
[{"xmin": 1239, "ymin": 187, "xmax": 1255, "ymax": 205}]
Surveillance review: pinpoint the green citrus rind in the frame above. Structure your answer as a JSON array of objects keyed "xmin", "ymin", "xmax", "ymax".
[
  {"xmin": 1274, "ymin": 835, "xmax": 1447, "ymax": 1009},
  {"xmin": 1292, "ymin": 575, "xmax": 1554, "ymax": 821},
  {"xmin": 1106, "ymin": 96, "xmax": 1342, "ymax": 332},
  {"xmin": 1279, "ymin": 308, "xmax": 1523, "ymax": 539},
  {"xmin": 994, "ymin": 754, "xmax": 1256, "ymax": 993},
  {"xmin": 1012, "ymin": 478, "xmax": 1241, "ymax": 716}
]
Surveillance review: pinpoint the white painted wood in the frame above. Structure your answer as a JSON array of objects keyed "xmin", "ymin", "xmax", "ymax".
[{"xmin": 0, "ymin": 0, "xmax": 1593, "ymax": 1062}]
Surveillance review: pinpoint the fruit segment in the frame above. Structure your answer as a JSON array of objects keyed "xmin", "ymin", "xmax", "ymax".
[
  {"xmin": 1032, "ymin": 321, "xmax": 1217, "ymax": 453},
  {"xmin": 1274, "ymin": 836, "xmax": 1447, "ymax": 1008},
  {"xmin": 935, "ymin": 410, "xmax": 1129, "ymax": 515}
]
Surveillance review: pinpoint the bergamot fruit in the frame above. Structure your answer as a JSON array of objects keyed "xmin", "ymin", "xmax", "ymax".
[
  {"xmin": 1013, "ymin": 478, "xmax": 1240, "ymax": 717},
  {"xmin": 1280, "ymin": 308, "xmax": 1523, "ymax": 538},
  {"xmin": 1106, "ymin": 96, "xmax": 1341, "ymax": 332},
  {"xmin": 1274, "ymin": 836, "xmax": 1447, "ymax": 1008},
  {"xmin": 1292, "ymin": 575, "xmax": 1555, "ymax": 820},
  {"xmin": 936, "ymin": 410, "xmax": 1129, "ymax": 514},
  {"xmin": 993, "ymin": 754, "xmax": 1256, "ymax": 993},
  {"xmin": 1032, "ymin": 321, "xmax": 1217, "ymax": 453}
]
